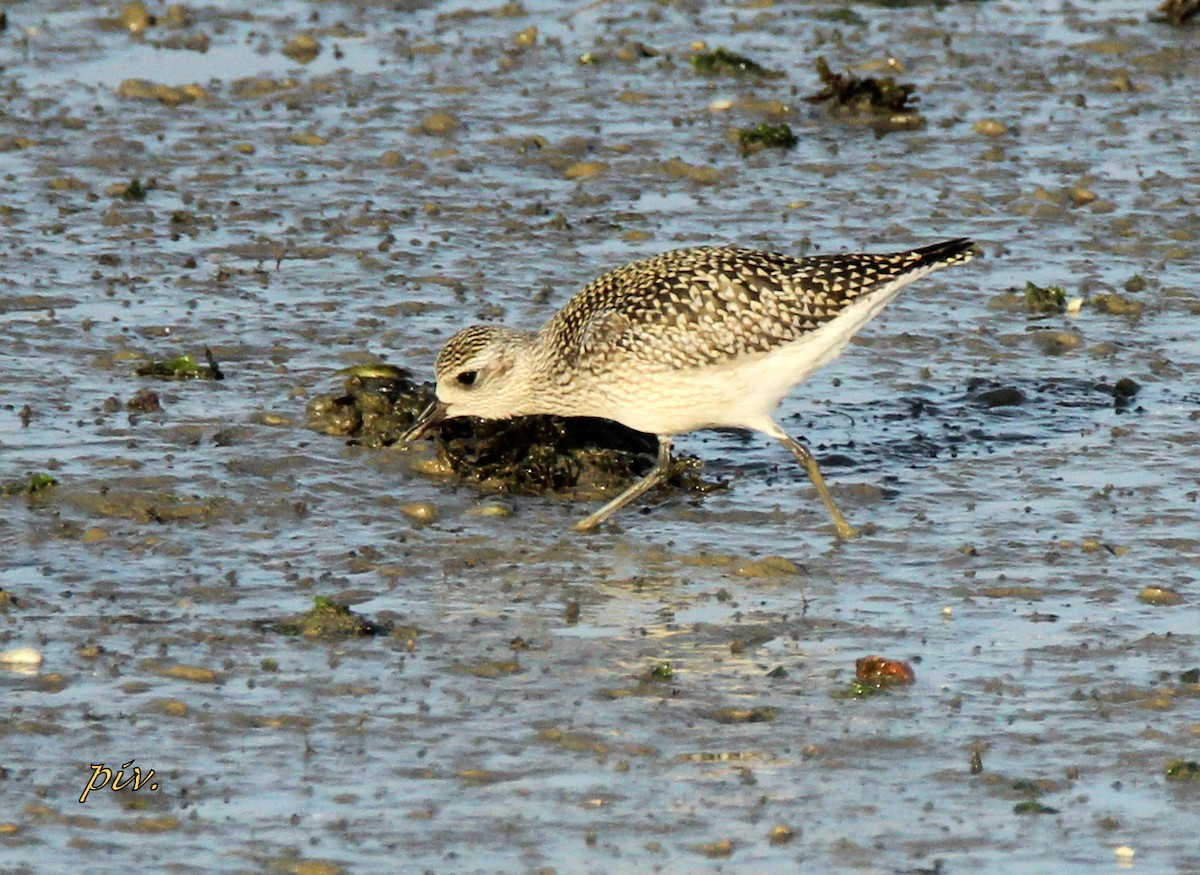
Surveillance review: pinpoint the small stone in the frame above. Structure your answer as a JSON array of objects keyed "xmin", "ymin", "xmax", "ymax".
[
  {"xmin": 161, "ymin": 4, "xmax": 190, "ymax": 28},
  {"xmin": 399, "ymin": 501, "xmax": 440, "ymax": 525},
  {"xmin": 282, "ymin": 33, "xmax": 321, "ymax": 62},
  {"xmin": 513, "ymin": 26, "xmax": 537, "ymax": 48},
  {"xmin": 116, "ymin": 79, "xmax": 204, "ymax": 106},
  {"xmin": 973, "ymin": 118, "xmax": 1007, "ymax": 136},
  {"xmin": 733, "ymin": 555, "xmax": 800, "ymax": 577},
  {"xmin": 0, "ymin": 647, "xmax": 43, "ymax": 666},
  {"xmin": 1090, "ymin": 293, "xmax": 1143, "ymax": 316},
  {"xmin": 152, "ymin": 699, "xmax": 189, "ymax": 717},
  {"xmin": 699, "ymin": 839, "xmax": 734, "ymax": 858},
  {"xmin": 1138, "ymin": 586, "xmax": 1182, "ymax": 606},
  {"xmin": 161, "ymin": 664, "xmax": 219, "ymax": 682},
  {"xmin": 563, "ymin": 161, "xmax": 608, "ymax": 180},
  {"xmin": 420, "ymin": 111, "xmax": 459, "ymax": 135},
  {"xmin": 289, "ymin": 132, "xmax": 329, "ymax": 147},
  {"xmin": 1069, "ymin": 187, "xmax": 1098, "ymax": 206},
  {"xmin": 768, "ymin": 824, "xmax": 796, "ymax": 844},
  {"xmin": 1032, "ymin": 330, "xmax": 1082, "ymax": 356},
  {"xmin": 119, "ymin": 1, "xmax": 153, "ymax": 34},
  {"xmin": 467, "ymin": 501, "xmax": 514, "ymax": 518}
]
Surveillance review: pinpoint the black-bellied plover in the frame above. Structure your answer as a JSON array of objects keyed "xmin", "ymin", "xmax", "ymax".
[{"xmin": 404, "ymin": 238, "xmax": 978, "ymax": 535}]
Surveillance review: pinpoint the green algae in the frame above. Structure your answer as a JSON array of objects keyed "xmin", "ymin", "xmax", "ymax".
[
  {"xmin": 135, "ymin": 349, "xmax": 224, "ymax": 380},
  {"xmin": 268, "ymin": 596, "xmax": 389, "ymax": 639},
  {"xmin": 1, "ymin": 473, "xmax": 58, "ymax": 497}
]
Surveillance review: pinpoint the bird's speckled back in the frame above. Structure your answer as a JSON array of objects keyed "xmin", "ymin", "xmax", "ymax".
[{"xmin": 541, "ymin": 241, "xmax": 975, "ymax": 374}]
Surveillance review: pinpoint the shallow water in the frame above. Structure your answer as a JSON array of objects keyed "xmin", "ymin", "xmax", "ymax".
[{"xmin": 2, "ymin": 0, "xmax": 1198, "ymax": 872}]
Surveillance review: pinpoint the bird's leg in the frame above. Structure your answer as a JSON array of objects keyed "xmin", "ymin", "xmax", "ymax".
[
  {"xmin": 774, "ymin": 430, "xmax": 859, "ymax": 540},
  {"xmin": 573, "ymin": 437, "xmax": 674, "ymax": 533}
]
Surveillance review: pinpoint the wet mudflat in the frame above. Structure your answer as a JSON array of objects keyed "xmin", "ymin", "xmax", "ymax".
[{"xmin": 2, "ymin": 0, "xmax": 1198, "ymax": 872}]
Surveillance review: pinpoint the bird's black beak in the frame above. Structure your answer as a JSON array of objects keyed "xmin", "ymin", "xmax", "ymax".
[{"xmin": 402, "ymin": 399, "xmax": 449, "ymax": 444}]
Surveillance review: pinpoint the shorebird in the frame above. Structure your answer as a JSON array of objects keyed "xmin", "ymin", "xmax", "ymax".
[{"xmin": 404, "ymin": 238, "xmax": 978, "ymax": 535}]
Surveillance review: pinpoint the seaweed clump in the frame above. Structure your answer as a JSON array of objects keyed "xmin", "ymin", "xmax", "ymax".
[
  {"xmin": 691, "ymin": 47, "xmax": 782, "ymax": 79},
  {"xmin": 306, "ymin": 364, "xmax": 431, "ymax": 447},
  {"xmin": 1023, "ymin": 281, "xmax": 1066, "ymax": 314},
  {"xmin": 804, "ymin": 57, "xmax": 922, "ymax": 133},
  {"xmin": 737, "ymin": 123, "xmax": 798, "ymax": 154},
  {"xmin": 267, "ymin": 596, "xmax": 389, "ymax": 638},
  {"xmin": 306, "ymin": 364, "xmax": 717, "ymax": 500}
]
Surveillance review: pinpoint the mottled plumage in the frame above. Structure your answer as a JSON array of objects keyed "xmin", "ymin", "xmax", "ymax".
[
  {"xmin": 405, "ymin": 238, "xmax": 979, "ymax": 534},
  {"xmin": 546, "ymin": 242, "xmax": 974, "ymax": 374}
]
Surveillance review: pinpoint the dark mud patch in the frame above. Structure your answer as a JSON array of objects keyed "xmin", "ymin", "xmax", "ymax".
[{"xmin": 803, "ymin": 374, "xmax": 1151, "ymax": 471}]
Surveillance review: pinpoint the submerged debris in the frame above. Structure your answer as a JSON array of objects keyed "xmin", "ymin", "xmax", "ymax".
[
  {"xmin": 804, "ymin": 57, "xmax": 920, "ymax": 121},
  {"xmin": 1154, "ymin": 0, "xmax": 1199, "ymax": 25},
  {"xmin": 709, "ymin": 706, "xmax": 776, "ymax": 724},
  {"xmin": 112, "ymin": 178, "xmax": 148, "ymax": 201},
  {"xmin": 737, "ymin": 122, "xmax": 798, "ymax": 154},
  {"xmin": 267, "ymin": 596, "xmax": 389, "ymax": 638},
  {"xmin": 136, "ymin": 348, "xmax": 224, "ymax": 380},
  {"xmin": 1013, "ymin": 801, "xmax": 1059, "ymax": 815},
  {"xmin": 691, "ymin": 47, "xmax": 782, "ymax": 79},
  {"xmin": 126, "ymin": 388, "xmax": 162, "ymax": 412},
  {"xmin": 306, "ymin": 364, "xmax": 717, "ymax": 500}
]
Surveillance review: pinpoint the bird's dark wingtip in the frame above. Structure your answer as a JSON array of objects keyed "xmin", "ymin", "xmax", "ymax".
[{"xmin": 912, "ymin": 237, "xmax": 980, "ymax": 267}]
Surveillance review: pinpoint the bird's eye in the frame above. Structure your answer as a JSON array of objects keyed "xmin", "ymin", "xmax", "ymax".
[{"xmin": 456, "ymin": 370, "xmax": 478, "ymax": 387}]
